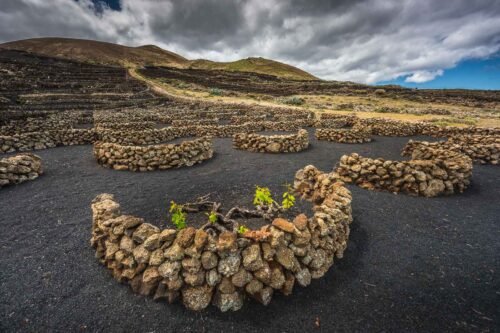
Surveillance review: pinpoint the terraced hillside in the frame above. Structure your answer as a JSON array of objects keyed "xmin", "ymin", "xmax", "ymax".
[
  {"xmin": 0, "ymin": 38, "xmax": 315, "ymax": 81},
  {"xmin": 0, "ymin": 49, "xmax": 166, "ymax": 122},
  {"xmin": 139, "ymin": 66, "xmax": 500, "ymax": 108}
]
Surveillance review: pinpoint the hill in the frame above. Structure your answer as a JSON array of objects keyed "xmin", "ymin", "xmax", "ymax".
[
  {"xmin": 0, "ymin": 37, "xmax": 189, "ymax": 68},
  {"xmin": 0, "ymin": 37, "xmax": 316, "ymax": 80},
  {"xmin": 188, "ymin": 57, "xmax": 317, "ymax": 81}
]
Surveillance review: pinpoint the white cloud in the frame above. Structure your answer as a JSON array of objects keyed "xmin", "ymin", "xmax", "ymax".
[
  {"xmin": 0, "ymin": 0, "xmax": 499, "ymax": 84},
  {"xmin": 405, "ymin": 70, "xmax": 444, "ymax": 83}
]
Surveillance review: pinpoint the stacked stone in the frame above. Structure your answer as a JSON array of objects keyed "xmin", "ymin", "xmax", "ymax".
[
  {"xmin": 93, "ymin": 137, "xmax": 213, "ymax": 172},
  {"xmin": 252, "ymin": 121, "xmax": 308, "ymax": 132},
  {"xmin": 0, "ymin": 119, "xmax": 73, "ymax": 135},
  {"xmin": 95, "ymin": 127, "xmax": 193, "ymax": 145},
  {"xmin": 171, "ymin": 119, "xmax": 219, "ymax": 127},
  {"xmin": 316, "ymin": 114, "xmax": 358, "ymax": 128},
  {"xmin": 336, "ymin": 148, "xmax": 473, "ymax": 197},
  {"xmin": 357, "ymin": 118, "xmax": 425, "ymax": 136},
  {"xmin": 0, "ymin": 129, "xmax": 96, "ymax": 153},
  {"xmin": 90, "ymin": 166, "xmax": 352, "ymax": 311},
  {"xmin": 316, "ymin": 127, "xmax": 372, "ymax": 143},
  {"xmin": 230, "ymin": 115, "xmax": 268, "ymax": 124},
  {"xmin": 233, "ymin": 129, "xmax": 309, "ymax": 153},
  {"xmin": 422, "ymin": 125, "xmax": 500, "ymax": 138},
  {"xmin": 95, "ymin": 122, "xmax": 156, "ymax": 131},
  {"xmin": 0, "ymin": 153, "xmax": 43, "ymax": 188},
  {"xmin": 195, "ymin": 124, "xmax": 262, "ymax": 137},
  {"xmin": 403, "ymin": 137, "xmax": 499, "ymax": 165}
]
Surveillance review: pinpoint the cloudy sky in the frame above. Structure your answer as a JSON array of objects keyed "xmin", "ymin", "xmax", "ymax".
[{"xmin": 1, "ymin": 0, "xmax": 500, "ymax": 88}]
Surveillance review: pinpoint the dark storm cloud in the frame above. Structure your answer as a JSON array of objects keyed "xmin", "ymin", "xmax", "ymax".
[{"xmin": 1, "ymin": 0, "xmax": 499, "ymax": 83}]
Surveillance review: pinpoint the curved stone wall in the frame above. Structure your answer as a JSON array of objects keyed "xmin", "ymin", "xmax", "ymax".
[
  {"xmin": 95, "ymin": 122, "xmax": 157, "ymax": 131},
  {"xmin": 233, "ymin": 129, "xmax": 309, "ymax": 153},
  {"xmin": 93, "ymin": 137, "xmax": 213, "ymax": 172},
  {"xmin": 0, "ymin": 153, "xmax": 43, "ymax": 188},
  {"xmin": 356, "ymin": 118, "xmax": 425, "ymax": 136},
  {"xmin": 336, "ymin": 147, "xmax": 472, "ymax": 197},
  {"xmin": 90, "ymin": 165, "xmax": 352, "ymax": 311},
  {"xmin": 316, "ymin": 127, "xmax": 372, "ymax": 143},
  {"xmin": 402, "ymin": 137, "xmax": 499, "ymax": 165},
  {"xmin": 0, "ymin": 129, "xmax": 96, "ymax": 154}
]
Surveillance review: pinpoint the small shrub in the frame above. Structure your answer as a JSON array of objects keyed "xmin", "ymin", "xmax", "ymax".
[
  {"xmin": 281, "ymin": 96, "xmax": 305, "ymax": 106},
  {"xmin": 209, "ymin": 88, "xmax": 223, "ymax": 96},
  {"xmin": 237, "ymin": 225, "xmax": 249, "ymax": 234},
  {"xmin": 253, "ymin": 186, "xmax": 274, "ymax": 207},
  {"xmin": 169, "ymin": 201, "xmax": 187, "ymax": 230},
  {"xmin": 206, "ymin": 211, "xmax": 218, "ymax": 224},
  {"xmin": 282, "ymin": 185, "xmax": 296, "ymax": 210}
]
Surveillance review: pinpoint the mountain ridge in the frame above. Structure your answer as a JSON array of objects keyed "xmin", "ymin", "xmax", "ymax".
[{"xmin": 0, "ymin": 37, "xmax": 317, "ymax": 80}]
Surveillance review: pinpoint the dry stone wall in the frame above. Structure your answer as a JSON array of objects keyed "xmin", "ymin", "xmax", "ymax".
[
  {"xmin": 0, "ymin": 129, "xmax": 96, "ymax": 153},
  {"xmin": 90, "ymin": 165, "xmax": 352, "ymax": 311},
  {"xmin": 316, "ymin": 127, "xmax": 372, "ymax": 143},
  {"xmin": 93, "ymin": 137, "xmax": 213, "ymax": 172},
  {"xmin": 403, "ymin": 137, "xmax": 499, "ymax": 165},
  {"xmin": 336, "ymin": 147, "xmax": 473, "ymax": 197},
  {"xmin": 233, "ymin": 129, "xmax": 309, "ymax": 153},
  {"xmin": 0, "ymin": 153, "xmax": 43, "ymax": 188}
]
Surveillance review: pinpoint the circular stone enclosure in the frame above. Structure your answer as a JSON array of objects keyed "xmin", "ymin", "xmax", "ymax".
[
  {"xmin": 316, "ymin": 127, "xmax": 372, "ymax": 143},
  {"xmin": 93, "ymin": 137, "xmax": 213, "ymax": 172},
  {"xmin": 336, "ymin": 146, "xmax": 472, "ymax": 197},
  {"xmin": 232, "ymin": 129, "xmax": 309, "ymax": 153},
  {"xmin": 90, "ymin": 165, "xmax": 353, "ymax": 311}
]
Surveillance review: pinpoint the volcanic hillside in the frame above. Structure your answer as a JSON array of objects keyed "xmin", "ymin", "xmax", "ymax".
[{"xmin": 0, "ymin": 37, "xmax": 317, "ymax": 80}]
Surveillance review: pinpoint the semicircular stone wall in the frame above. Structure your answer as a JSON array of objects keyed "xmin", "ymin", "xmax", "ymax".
[
  {"xmin": 336, "ymin": 146, "xmax": 473, "ymax": 197},
  {"xmin": 90, "ymin": 165, "xmax": 352, "ymax": 311},
  {"xmin": 316, "ymin": 127, "xmax": 372, "ymax": 143},
  {"xmin": 403, "ymin": 136, "xmax": 499, "ymax": 165},
  {"xmin": 93, "ymin": 137, "xmax": 213, "ymax": 172},
  {"xmin": 233, "ymin": 129, "xmax": 309, "ymax": 153},
  {"xmin": 0, "ymin": 153, "xmax": 43, "ymax": 188}
]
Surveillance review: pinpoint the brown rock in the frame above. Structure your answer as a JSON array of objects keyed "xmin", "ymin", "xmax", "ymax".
[
  {"xmin": 242, "ymin": 243, "xmax": 264, "ymax": 271},
  {"xmin": 158, "ymin": 260, "xmax": 181, "ymax": 279},
  {"xmin": 275, "ymin": 246, "xmax": 296, "ymax": 271},
  {"xmin": 132, "ymin": 223, "xmax": 159, "ymax": 244},
  {"xmin": 293, "ymin": 214, "xmax": 308, "ymax": 230},
  {"xmin": 163, "ymin": 243, "xmax": 185, "ymax": 261},
  {"xmin": 272, "ymin": 218, "xmax": 295, "ymax": 233},
  {"xmin": 143, "ymin": 233, "xmax": 161, "ymax": 251},
  {"xmin": 119, "ymin": 235, "xmax": 135, "ymax": 254},
  {"xmin": 182, "ymin": 285, "xmax": 213, "ymax": 311},
  {"xmin": 218, "ymin": 253, "xmax": 241, "ymax": 277},
  {"xmin": 194, "ymin": 229, "xmax": 208, "ymax": 250},
  {"xmin": 213, "ymin": 290, "xmax": 243, "ymax": 312},
  {"xmin": 132, "ymin": 244, "xmax": 150, "ymax": 264},
  {"xmin": 142, "ymin": 266, "xmax": 161, "ymax": 284},
  {"xmin": 201, "ymin": 251, "xmax": 218, "ymax": 270},
  {"xmin": 217, "ymin": 231, "xmax": 237, "ymax": 252},
  {"xmin": 149, "ymin": 249, "xmax": 164, "ymax": 266},
  {"xmin": 218, "ymin": 276, "xmax": 236, "ymax": 294},
  {"xmin": 176, "ymin": 227, "xmax": 196, "ymax": 248},
  {"xmin": 231, "ymin": 268, "xmax": 253, "ymax": 287},
  {"xmin": 245, "ymin": 279, "xmax": 264, "ymax": 295}
]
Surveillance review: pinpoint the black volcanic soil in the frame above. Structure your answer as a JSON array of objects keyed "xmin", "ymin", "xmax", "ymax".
[{"xmin": 0, "ymin": 131, "xmax": 499, "ymax": 332}]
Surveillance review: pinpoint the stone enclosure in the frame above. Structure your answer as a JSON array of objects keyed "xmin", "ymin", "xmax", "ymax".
[
  {"xmin": 90, "ymin": 165, "xmax": 353, "ymax": 311},
  {"xmin": 233, "ymin": 129, "xmax": 309, "ymax": 153},
  {"xmin": 93, "ymin": 137, "xmax": 214, "ymax": 172},
  {"xmin": 0, "ymin": 153, "xmax": 43, "ymax": 188},
  {"xmin": 336, "ymin": 146, "xmax": 473, "ymax": 197},
  {"xmin": 316, "ymin": 127, "xmax": 372, "ymax": 143}
]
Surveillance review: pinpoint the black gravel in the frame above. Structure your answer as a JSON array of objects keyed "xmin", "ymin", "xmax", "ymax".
[{"xmin": 1, "ymin": 130, "xmax": 499, "ymax": 332}]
